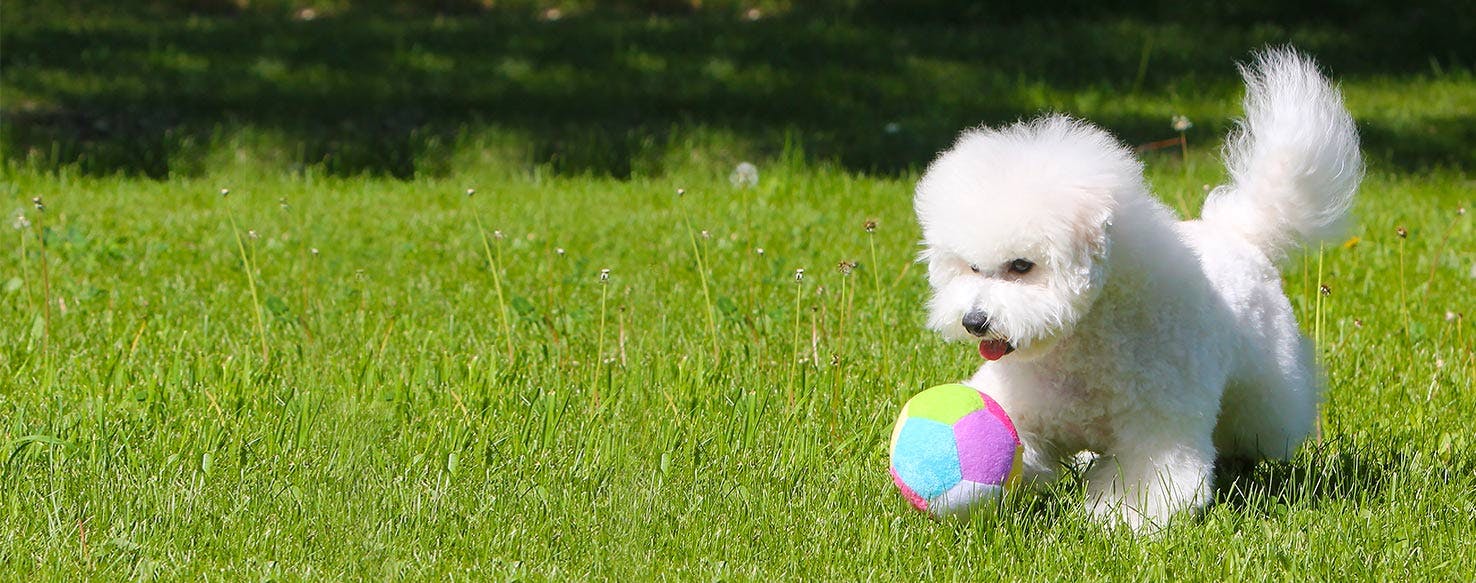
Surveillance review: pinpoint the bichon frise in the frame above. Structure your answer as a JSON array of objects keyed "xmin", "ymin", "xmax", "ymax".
[{"xmin": 913, "ymin": 48, "xmax": 1361, "ymax": 531}]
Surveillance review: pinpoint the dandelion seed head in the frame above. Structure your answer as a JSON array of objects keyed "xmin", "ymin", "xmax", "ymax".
[
  {"xmin": 31, "ymin": 197, "xmax": 44, "ymax": 212},
  {"xmin": 1447, "ymin": 311, "xmax": 1458, "ymax": 322},
  {"xmin": 310, "ymin": 247, "xmax": 320, "ymax": 256},
  {"xmin": 676, "ymin": 188, "xmax": 686, "ymax": 197},
  {"xmin": 743, "ymin": 7, "xmax": 762, "ymax": 20},
  {"xmin": 756, "ymin": 247, "xmax": 765, "ymax": 256},
  {"xmin": 1172, "ymin": 115, "xmax": 1193, "ymax": 132},
  {"xmin": 884, "ymin": 122, "xmax": 901, "ymax": 134},
  {"xmin": 700, "ymin": 230, "xmax": 711, "ymax": 239},
  {"xmin": 248, "ymin": 230, "xmax": 259, "ymax": 240},
  {"xmin": 730, "ymin": 162, "xmax": 759, "ymax": 188},
  {"xmin": 465, "ymin": 188, "xmax": 476, "ymax": 197},
  {"xmin": 1457, "ymin": 206, "xmax": 1466, "ymax": 216},
  {"xmin": 279, "ymin": 198, "xmax": 289, "ymax": 211},
  {"xmin": 12, "ymin": 213, "xmax": 30, "ymax": 231},
  {"xmin": 794, "ymin": 268, "xmax": 805, "ymax": 283},
  {"xmin": 493, "ymin": 230, "xmax": 504, "ymax": 239},
  {"xmin": 556, "ymin": 247, "xmax": 566, "ymax": 256},
  {"xmin": 599, "ymin": 268, "xmax": 610, "ymax": 282},
  {"xmin": 219, "ymin": 188, "xmax": 230, "ymax": 197}
]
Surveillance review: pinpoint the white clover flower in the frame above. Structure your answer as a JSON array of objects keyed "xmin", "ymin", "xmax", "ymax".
[
  {"xmin": 884, "ymin": 122, "xmax": 901, "ymax": 134},
  {"xmin": 730, "ymin": 162, "xmax": 759, "ymax": 188}
]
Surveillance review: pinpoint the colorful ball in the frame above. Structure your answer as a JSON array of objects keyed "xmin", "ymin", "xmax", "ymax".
[{"xmin": 889, "ymin": 384, "xmax": 1023, "ymax": 519}]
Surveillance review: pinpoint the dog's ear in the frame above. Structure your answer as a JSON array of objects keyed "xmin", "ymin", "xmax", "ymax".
[
  {"xmin": 917, "ymin": 246, "xmax": 953, "ymax": 288},
  {"xmin": 1077, "ymin": 207, "xmax": 1113, "ymax": 262},
  {"xmin": 1063, "ymin": 205, "xmax": 1114, "ymax": 294}
]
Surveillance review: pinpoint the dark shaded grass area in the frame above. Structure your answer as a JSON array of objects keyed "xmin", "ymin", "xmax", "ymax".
[{"xmin": 3, "ymin": 1, "xmax": 1474, "ymax": 177}]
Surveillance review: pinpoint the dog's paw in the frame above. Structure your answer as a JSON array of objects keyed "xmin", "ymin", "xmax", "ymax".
[{"xmin": 1083, "ymin": 455, "xmax": 1212, "ymax": 534}]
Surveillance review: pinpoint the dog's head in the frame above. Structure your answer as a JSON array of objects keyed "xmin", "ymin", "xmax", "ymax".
[{"xmin": 914, "ymin": 115, "xmax": 1143, "ymax": 361}]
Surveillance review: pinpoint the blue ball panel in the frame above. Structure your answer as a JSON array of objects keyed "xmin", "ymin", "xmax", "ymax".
[{"xmin": 891, "ymin": 418, "xmax": 962, "ymax": 500}]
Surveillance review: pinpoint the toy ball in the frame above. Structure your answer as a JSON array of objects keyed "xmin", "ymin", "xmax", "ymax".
[{"xmin": 889, "ymin": 384, "xmax": 1023, "ymax": 519}]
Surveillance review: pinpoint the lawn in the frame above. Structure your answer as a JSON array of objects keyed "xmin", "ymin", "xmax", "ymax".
[{"xmin": 2, "ymin": 2, "xmax": 1474, "ymax": 580}]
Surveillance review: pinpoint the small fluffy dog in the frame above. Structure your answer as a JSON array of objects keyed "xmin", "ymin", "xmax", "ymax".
[{"xmin": 913, "ymin": 49, "xmax": 1361, "ymax": 531}]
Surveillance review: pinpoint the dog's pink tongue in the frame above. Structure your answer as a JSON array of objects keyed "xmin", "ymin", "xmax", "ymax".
[{"xmin": 979, "ymin": 340, "xmax": 1011, "ymax": 361}]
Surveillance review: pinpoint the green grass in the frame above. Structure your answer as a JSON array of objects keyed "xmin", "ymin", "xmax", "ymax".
[
  {"xmin": 3, "ymin": 153, "xmax": 1473, "ymax": 579},
  {"xmin": 3, "ymin": 3, "xmax": 1476, "ymax": 580}
]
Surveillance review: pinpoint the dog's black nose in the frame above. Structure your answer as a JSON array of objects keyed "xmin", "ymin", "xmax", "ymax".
[{"xmin": 962, "ymin": 310, "xmax": 992, "ymax": 337}]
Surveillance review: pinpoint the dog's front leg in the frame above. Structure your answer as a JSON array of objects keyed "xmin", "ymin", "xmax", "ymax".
[{"xmin": 1083, "ymin": 422, "xmax": 1215, "ymax": 533}]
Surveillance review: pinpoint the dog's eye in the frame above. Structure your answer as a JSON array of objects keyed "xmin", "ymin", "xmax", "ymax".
[
  {"xmin": 1008, "ymin": 259, "xmax": 1034, "ymax": 274},
  {"xmin": 969, "ymin": 264, "xmax": 981, "ymax": 274}
]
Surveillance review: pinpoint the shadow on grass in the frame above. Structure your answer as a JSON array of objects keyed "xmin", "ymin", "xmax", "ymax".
[
  {"xmin": 1214, "ymin": 447, "xmax": 1389, "ymax": 516},
  {"xmin": 997, "ymin": 434, "xmax": 1456, "ymax": 530},
  {"xmin": 2, "ymin": 2, "xmax": 1473, "ymax": 177}
]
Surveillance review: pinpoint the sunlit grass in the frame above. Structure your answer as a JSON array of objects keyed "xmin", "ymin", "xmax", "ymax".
[{"xmin": 1, "ymin": 149, "xmax": 1471, "ymax": 578}]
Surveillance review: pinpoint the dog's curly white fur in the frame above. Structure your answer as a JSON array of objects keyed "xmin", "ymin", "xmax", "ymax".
[{"xmin": 913, "ymin": 49, "xmax": 1361, "ymax": 532}]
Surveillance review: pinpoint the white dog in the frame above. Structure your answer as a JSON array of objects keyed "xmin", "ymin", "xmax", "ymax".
[{"xmin": 913, "ymin": 48, "xmax": 1361, "ymax": 531}]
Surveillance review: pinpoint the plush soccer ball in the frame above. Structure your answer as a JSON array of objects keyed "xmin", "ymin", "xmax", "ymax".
[{"xmin": 889, "ymin": 383, "xmax": 1023, "ymax": 519}]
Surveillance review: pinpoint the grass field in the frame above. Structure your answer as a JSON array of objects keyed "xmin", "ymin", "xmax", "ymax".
[{"xmin": 4, "ymin": 3, "xmax": 1476, "ymax": 580}]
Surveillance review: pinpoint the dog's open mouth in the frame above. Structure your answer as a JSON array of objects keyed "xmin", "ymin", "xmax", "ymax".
[{"xmin": 979, "ymin": 339, "xmax": 1014, "ymax": 361}]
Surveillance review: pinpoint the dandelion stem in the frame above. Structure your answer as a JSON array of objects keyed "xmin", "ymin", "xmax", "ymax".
[
  {"xmin": 1314, "ymin": 243, "xmax": 1325, "ymax": 352},
  {"xmin": 678, "ymin": 197, "xmax": 720, "ymax": 364},
  {"xmin": 788, "ymin": 271, "xmax": 803, "ymax": 407},
  {"xmin": 474, "ymin": 213, "xmax": 516, "ymax": 364},
  {"xmin": 30, "ymin": 209, "xmax": 53, "ymax": 384},
  {"xmin": 866, "ymin": 232, "xmax": 881, "ymax": 295},
  {"xmin": 228, "ymin": 213, "xmax": 270, "ymax": 366},
  {"xmin": 1397, "ymin": 229, "xmax": 1410, "ymax": 341},
  {"xmin": 866, "ymin": 226, "xmax": 891, "ymax": 376},
  {"xmin": 592, "ymin": 271, "xmax": 610, "ymax": 407}
]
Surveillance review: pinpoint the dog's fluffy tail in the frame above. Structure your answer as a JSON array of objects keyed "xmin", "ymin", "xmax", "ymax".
[{"xmin": 1202, "ymin": 48, "xmax": 1362, "ymax": 263}]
